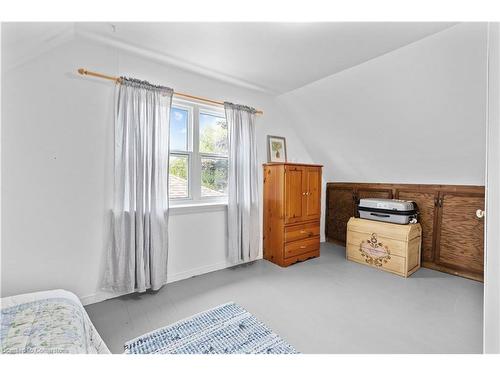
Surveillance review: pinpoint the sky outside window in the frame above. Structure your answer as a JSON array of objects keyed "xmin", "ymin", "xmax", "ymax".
[{"xmin": 170, "ymin": 107, "xmax": 188, "ymax": 151}]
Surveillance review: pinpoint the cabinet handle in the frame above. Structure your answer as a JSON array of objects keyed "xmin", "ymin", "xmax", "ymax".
[
  {"xmin": 476, "ymin": 209, "xmax": 485, "ymax": 219},
  {"xmin": 300, "ymin": 230, "xmax": 306, "ymax": 234},
  {"xmin": 300, "ymin": 245, "xmax": 306, "ymax": 249}
]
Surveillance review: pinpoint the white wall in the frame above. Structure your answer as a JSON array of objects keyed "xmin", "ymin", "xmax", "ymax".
[
  {"xmin": 1, "ymin": 36, "xmax": 312, "ymax": 304},
  {"xmin": 277, "ymin": 23, "xmax": 488, "ymax": 241},
  {"xmin": 484, "ymin": 22, "xmax": 500, "ymax": 354},
  {"xmin": 279, "ymin": 23, "xmax": 488, "ymax": 186},
  {"xmin": 1, "ymin": 23, "xmax": 490, "ymax": 308}
]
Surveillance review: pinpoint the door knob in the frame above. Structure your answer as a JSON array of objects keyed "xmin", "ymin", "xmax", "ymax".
[{"xmin": 476, "ymin": 209, "xmax": 485, "ymax": 219}]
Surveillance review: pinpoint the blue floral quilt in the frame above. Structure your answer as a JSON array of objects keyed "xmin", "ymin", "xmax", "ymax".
[{"xmin": 1, "ymin": 297, "xmax": 108, "ymax": 354}]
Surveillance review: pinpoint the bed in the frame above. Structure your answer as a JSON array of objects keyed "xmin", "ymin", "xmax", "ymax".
[{"xmin": 1, "ymin": 289, "xmax": 110, "ymax": 354}]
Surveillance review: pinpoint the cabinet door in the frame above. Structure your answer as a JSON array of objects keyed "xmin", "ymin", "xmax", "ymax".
[
  {"xmin": 355, "ymin": 187, "xmax": 393, "ymax": 217},
  {"xmin": 303, "ymin": 167, "xmax": 322, "ymax": 221},
  {"xmin": 326, "ymin": 185, "xmax": 355, "ymax": 244},
  {"xmin": 284, "ymin": 166, "xmax": 306, "ymax": 224},
  {"xmin": 435, "ymin": 192, "xmax": 485, "ymax": 277},
  {"xmin": 396, "ymin": 190, "xmax": 438, "ymax": 262}
]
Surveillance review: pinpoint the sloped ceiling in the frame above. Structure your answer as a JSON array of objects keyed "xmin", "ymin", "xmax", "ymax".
[
  {"xmin": 3, "ymin": 22, "xmax": 456, "ymax": 94},
  {"xmin": 76, "ymin": 22, "xmax": 456, "ymax": 94},
  {"xmin": 277, "ymin": 23, "xmax": 487, "ymax": 185}
]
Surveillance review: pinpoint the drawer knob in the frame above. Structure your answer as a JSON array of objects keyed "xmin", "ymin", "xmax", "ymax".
[
  {"xmin": 300, "ymin": 246, "xmax": 306, "ymax": 249},
  {"xmin": 300, "ymin": 230, "xmax": 306, "ymax": 234}
]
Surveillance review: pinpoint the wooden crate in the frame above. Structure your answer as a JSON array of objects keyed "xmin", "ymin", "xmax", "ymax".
[{"xmin": 346, "ymin": 218, "xmax": 422, "ymax": 277}]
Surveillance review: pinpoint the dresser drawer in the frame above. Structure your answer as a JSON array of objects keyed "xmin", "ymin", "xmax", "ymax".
[
  {"xmin": 285, "ymin": 222, "xmax": 320, "ymax": 243},
  {"xmin": 284, "ymin": 237, "xmax": 320, "ymax": 258}
]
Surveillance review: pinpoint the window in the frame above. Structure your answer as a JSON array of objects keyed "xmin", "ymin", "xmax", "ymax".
[{"xmin": 169, "ymin": 99, "xmax": 228, "ymax": 204}]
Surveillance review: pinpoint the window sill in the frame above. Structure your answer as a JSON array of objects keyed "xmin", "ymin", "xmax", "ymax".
[{"xmin": 169, "ymin": 201, "xmax": 228, "ymax": 215}]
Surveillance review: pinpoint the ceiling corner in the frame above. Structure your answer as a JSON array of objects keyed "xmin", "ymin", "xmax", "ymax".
[{"xmin": 2, "ymin": 22, "xmax": 76, "ymax": 72}]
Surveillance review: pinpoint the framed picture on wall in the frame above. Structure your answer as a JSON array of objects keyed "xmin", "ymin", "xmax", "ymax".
[{"xmin": 267, "ymin": 135, "xmax": 287, "ymax": 163}]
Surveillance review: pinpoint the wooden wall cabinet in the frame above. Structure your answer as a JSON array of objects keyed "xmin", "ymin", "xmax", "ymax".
[
  {"xmin": 326, "ymin": 182, "xmax": 485, "ymax": 281},
  {"xmin": 326, "ymin": 185, "xmax": 393, "ymax": 244},
  {"xmin": 433, "ymin": 191, "xmax": 485, "ymax": 279},
  {"xmin": 395, "ymin": 189, "xmax": 439, "ymax": 263},
  {"xmin": 263, "ymin": 163, "xmax": 323, "ymax": 267}
]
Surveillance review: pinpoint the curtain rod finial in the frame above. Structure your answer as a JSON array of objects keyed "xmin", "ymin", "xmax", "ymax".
[{"xmin": 77, "ymin": 68, "xmax": 87, "ymax": 75}]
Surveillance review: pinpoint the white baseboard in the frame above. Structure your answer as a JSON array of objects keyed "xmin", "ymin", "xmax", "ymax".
[
  {"xmin": 167, "ymin": 261, "xmax": 232, "ymax": 284},
  {"xmin": 80, "ymin": 260, "xmax": 243, "ymax": 306},
  {"xmin": 81, "ymin": 290, "xmax": 130, "ymax": 306}
]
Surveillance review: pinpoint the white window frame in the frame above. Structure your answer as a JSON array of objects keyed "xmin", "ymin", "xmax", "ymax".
[{"xmin": 169, "ymin": 98, "xmax": 228, "ymax": 207}]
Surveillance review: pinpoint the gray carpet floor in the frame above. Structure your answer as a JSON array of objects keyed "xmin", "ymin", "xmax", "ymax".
[{"xmin": 85, "ymin": 242, "xmax": 483, "ymax": 354}]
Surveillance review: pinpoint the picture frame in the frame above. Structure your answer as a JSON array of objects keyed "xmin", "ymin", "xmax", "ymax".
[{"xmin": 267, "ymin": 135, "xmax": 287, "ymax": 163}]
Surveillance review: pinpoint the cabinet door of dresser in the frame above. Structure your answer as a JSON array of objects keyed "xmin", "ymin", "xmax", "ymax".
[
  {"xmin": 303, "ymin": 166, "xmax": 322, "ymax": 222},
  {"xmin": 284, "ymin": 165, "xmax": 306, "ymax": 224}
]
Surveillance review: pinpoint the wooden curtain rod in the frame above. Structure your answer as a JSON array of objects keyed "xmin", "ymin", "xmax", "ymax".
[{"xmin": 77, "ymin": 68, "xmax": 263, "ymax": 115}]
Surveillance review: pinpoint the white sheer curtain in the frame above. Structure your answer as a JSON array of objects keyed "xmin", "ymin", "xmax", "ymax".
[
  {"xmin": 225, "ymin": 102, "xmax": 259, "ymax": 263},
  {"xmin": 103, "ymin": 78, "xmax": 173, "ymax": 293}
]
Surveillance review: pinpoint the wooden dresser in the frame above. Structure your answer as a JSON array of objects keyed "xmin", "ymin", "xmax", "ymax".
[{"xmin": 263, "ymin": 163, "xmax": 323, "ymax": 267}]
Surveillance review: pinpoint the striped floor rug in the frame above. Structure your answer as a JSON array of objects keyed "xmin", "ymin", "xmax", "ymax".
[{"xmin": 124, "ymin": 302, "xmax": 298, "ymax": 354}]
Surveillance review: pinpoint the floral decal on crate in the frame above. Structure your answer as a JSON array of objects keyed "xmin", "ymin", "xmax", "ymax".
[{"xmin": 359, "ymin": 233, "xmax": 391, "ymax": 267}]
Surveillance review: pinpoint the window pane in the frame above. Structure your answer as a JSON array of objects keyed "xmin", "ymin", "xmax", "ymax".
[
  {"xmin": 170, "ymin": 107, "xmax": 188, "ymax": 151},
  {"xmin": 169, "ymin": 154, "xmax": 189, "ymax": 198},
  {"xmin": 199, "ymin": 113, "xmax": 227, "ymax": 155},
  {"xmin": 201, "ymin": 157, "xmax": 228, "ymax": 197}
]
